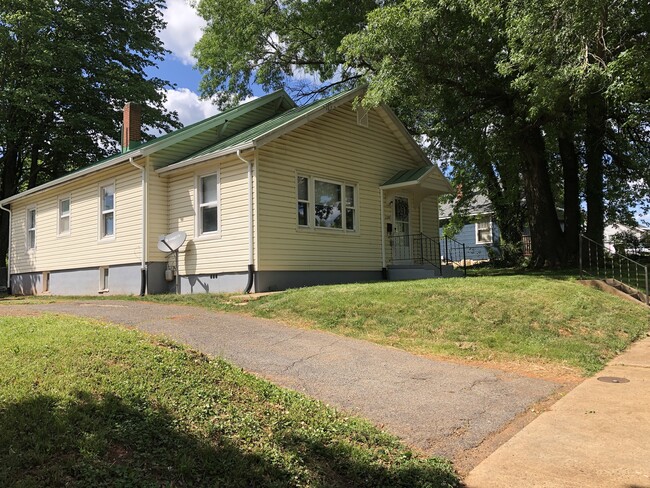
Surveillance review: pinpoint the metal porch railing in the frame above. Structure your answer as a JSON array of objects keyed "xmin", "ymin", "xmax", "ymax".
[
  {"xmin": 390, "ymin": 233, "xmax": 467, "ymax": 277},
  {"xmin": 579, "ymin": 234, "xmax": 649, "ymax": 305}
]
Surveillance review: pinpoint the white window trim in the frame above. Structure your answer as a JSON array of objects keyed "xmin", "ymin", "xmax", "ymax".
[
  {"xmin": 26, "ymin": 206, "xmax": 36, "ymax": 252},
  {"xmin": 195, "ymin": 171, "xmax": 221, "ymax": 239},
  {"xmin": 475, "ymin": 217, "xmax": 493, "ymax": 245},
  {"xmin": 57, "ymin": 195, "xmax": 71, "ymax": 237},
  {"xmin": 296, "ymin": 174, "xmax": 359, "ymax": 233},
  {"xmin": 98, "ymin": 181, "xmax": 116, "ymax": 242},
  {"xmin": 296, "ymin": 175, "xmax": 310, "ymax": 228}
]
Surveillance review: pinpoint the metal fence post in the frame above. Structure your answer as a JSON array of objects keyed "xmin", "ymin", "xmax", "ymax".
[
  {"xmin": 462, "ymin": 243, "xmax": 467, "ymax": 277},
  {"xmin": 445, "ymin": 237, "xmax": 449, "ymax": 265},
  {"xmin": 579, "ymin": 235, "xmax": 583, "ymax": 279}
]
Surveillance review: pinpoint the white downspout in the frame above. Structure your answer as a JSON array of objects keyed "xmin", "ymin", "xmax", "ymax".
[
  {"xmin": 0, "ymin": 202, "xmax": 11, "ymax": 291},
  {"xmin": 380, "ymin": 188, "xmax": 386, "ymax": 274},
  {"xmin": 129, "ymin": 157, "xmax": 147, "ymax": 295},
  {"xmin": 237, "ymin": 149, "xmax": 255, "ymax": 293}
]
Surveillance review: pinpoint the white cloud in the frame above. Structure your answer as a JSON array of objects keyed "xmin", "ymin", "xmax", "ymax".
[
  {"xmin": 159, "ymin": 0, "xmax": 205, "ymax": 65},
  {"xmin": 164, "ymin": 88, "xmax": 221, "ymax": 126},
  {"xmin": 162, "ymin": 88, "xmax": 259, "ymax": 129}
]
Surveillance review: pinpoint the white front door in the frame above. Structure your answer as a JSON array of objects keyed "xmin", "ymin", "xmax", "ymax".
[{"xmin": 393, "ymin": 196, "xmax": 411, "ymax": 262}]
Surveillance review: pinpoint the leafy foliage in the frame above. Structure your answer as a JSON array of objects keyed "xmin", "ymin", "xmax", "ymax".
[{"xmin": 0, "ymin": 0, "xmax": 180, "ymax": 264}]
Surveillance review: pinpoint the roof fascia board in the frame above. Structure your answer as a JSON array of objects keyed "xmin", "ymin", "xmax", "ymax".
[
  {"xmin": 0, "ymin": 150, "xmax": 144, "ymax": 206},
  {"xmin": 380, "ymin": 181, "xmax": 419, "ymax": 190},
  {"xmin": 377, "ymin": 105, "xmax": 454, "ymax": 193},
  {"xmin": 141, "ymin": 91, "xmax": 295, "ymax": 157},
  {"xmin": 156, "ymin": 142, "xmax": 255, "ymax": 174}
]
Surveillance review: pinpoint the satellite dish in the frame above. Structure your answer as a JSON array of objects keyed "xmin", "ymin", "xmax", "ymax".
[{"xmin": 158, "ymin": 231, "xmax": 187, "ymax": 253}]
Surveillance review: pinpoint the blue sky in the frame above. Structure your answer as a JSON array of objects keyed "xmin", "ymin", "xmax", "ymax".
[{"xmin": 145, "ymin": 0, "xmax": 269, "ymax": 127}]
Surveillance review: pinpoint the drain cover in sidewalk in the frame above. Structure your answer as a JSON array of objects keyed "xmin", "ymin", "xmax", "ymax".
[{"xmin": 597, "ymin": 376, "xmax": 630, "ymax": 384}]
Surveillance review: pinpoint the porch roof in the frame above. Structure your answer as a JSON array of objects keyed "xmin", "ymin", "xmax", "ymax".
[{"xmin": 380, "ymin": 165, "xmax": 452, "ymax": 194}]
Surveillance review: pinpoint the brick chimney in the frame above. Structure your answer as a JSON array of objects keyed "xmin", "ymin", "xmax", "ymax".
[{"xmin": 122, "ymin": 102, "xmax": 142, "ymax": 152}]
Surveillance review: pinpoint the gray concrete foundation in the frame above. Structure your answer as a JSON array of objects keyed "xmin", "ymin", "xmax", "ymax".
[
  {"xmin": 254, "ymin": 270, "xmax": 383, "ymax": 292},
  {"xmin": 11, "ymin": 264, "xmax": 143, "ymax": 296},
  {"xmin": 178, "ymin": 272, "xmax": 249, "ymax": 294}
]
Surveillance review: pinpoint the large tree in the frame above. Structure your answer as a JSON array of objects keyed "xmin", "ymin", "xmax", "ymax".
[
  {"xmin": 0, "ymin": 0, "xmax": 180, "ymax": 267},
  {"xmin": 194, "ymin": 0, "xmax": 650, "ymax": 266}
]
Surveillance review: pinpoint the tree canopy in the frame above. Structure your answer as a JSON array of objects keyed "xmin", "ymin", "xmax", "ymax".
[
  {"xmin": 0, "ymin": 0, "xmax": 180, "ymax": 266},
  {"xmin": 193, "ymin": 0, "xmax": 649, "ymax": 266}
]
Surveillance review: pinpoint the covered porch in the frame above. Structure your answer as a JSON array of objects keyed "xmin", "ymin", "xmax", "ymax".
[{"xmin": 379, "ymin": 166, "xmax": 466, "ymax": 280}]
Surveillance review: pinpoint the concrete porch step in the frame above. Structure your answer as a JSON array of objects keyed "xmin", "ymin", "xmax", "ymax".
[{"xmin": 387, "ymin": 264, "xmax": 465, "ymax": 281}]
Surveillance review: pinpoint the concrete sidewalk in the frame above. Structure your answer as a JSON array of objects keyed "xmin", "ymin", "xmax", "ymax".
[{"xmin": 465, "ymin": 337, "xmax": 650, "ymax": 488}]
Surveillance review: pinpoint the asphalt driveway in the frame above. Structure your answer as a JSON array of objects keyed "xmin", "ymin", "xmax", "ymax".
[{"xmin": 1, "ymin": 300, "xmax": 559, "ymax": 466}]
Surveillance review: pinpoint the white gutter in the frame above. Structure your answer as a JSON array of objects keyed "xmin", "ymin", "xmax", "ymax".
[
  {"xmin": 0, "ymin": 202, "xmax": 11, "ymax": 291},
  {"xmin": 0, "ymin": 150, "xmax": 144, "ymax": 206},
  {"xmin": 128, "ymin": 157, "xmax": 147, "ymax": 295},
  {"xmin": 236, "ymin": 149, "xmax": 255, "ymax": 293},
  {"xmin": 380, "ymin": 188, "xmax": 386, "ymax": 271}
]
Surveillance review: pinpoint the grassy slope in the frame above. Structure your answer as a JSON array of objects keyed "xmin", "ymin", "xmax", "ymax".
[
  {"xmin": 0, "ymin": 314, "xmax": 457, "ymax": 487},
  {"xmin": 139, "ymin": 274, "xmax": 649, "ymax": 375}
]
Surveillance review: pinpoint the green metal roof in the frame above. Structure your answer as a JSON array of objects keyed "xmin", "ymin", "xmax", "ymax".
[
  {"xmin": 179, "ymin": 89, "xmax": 358, "ymax": 163},
  {"xmin": 0, "ymin": 90, "xmax": 296, "ymax": 204},
  {"xmin": 382, "ymin": 166, "xmax": 432, "ymax": 186}
]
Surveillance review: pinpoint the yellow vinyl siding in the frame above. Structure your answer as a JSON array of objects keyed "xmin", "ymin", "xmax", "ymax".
[
  {"xmin": 9, "ymin": 163, "xmax": 143, "ymax": 274},
  {"xmin": 167, "ymin": 154, "xmax": 252, "ymax": 274},
  {"xmin": 257, "ymin": 101, "xmax": 428, "ymax": 271},
  {"xmin": 420, "ymin": 196, "xmax": 439, "ymax": 238},
  {"xmin": 146, "ymin": 161, "xmax": 169, "ymax": 262}
]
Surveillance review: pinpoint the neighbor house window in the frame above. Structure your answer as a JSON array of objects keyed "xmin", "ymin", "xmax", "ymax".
[
  {"xmin": 198, "ymin": 173, "xmax": 219, "ymax": 235},
  {"xmin": 476, "ymin": 218, "xmax": 492, "ymax": 244},
  {"xmin": 100, "ymin": 184, "xmax": 115, "ymax": 238},
  {"xmin": 58, "ymin": 197, "xmax": 70, "ymax": 235},
  {"xmin": 27, "ymin": 207, "xmax": 36, "ymax": 250},
  {"xmin": 297, "ymin": 175, "xmax": 357, "ymax": 231}
]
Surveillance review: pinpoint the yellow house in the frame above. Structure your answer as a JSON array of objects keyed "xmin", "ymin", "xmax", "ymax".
[{"xmin": 0, "ymin": 87, "xmax": 456, "ymax": 295}]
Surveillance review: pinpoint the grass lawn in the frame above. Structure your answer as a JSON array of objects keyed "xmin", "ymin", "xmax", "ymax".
[
  {"xmin": 133, "ymin": 274, "xmax": 649, "ymax": 376},
  {"xmin": 0, "ymin": 314, "xmax": 457, "ymax": 487}
]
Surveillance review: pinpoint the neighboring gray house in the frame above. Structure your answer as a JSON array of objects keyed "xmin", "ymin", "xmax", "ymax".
[{"xmin": 439, "ymin": 195, "xmax": 503, "ymax": 262}]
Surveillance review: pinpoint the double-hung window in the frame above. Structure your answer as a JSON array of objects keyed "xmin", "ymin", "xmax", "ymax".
[
  {"xmin": 58, "ymin": 197, "xmax": 70, "ymax": 235},
  {"xmin": 100, "ymin": 184, "xmax": 115, "ymax": 239},
  {"xmin": 26, "ymin": 207, "xmax": 36, "ymax": 250},
  {"xmin": 198, "ymin": 173, "xmax": 219, "ymax": 235},
  {"xmin": 476, "ymin": 217, "xmax": 492, "ymax": 244},
  {"xmin": 297, "ymin": 175, "xmax": 357, "ymax": 231}
]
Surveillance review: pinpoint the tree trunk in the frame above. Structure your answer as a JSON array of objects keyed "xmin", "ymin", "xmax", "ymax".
[
  {"xmin": 584, "ymin": 94, "xmax": 607, "ymax": 246},
  {"xmin": 0, "ymin": 143, "xmax": 21, "ymax": 269},
  {"xmin": 519, "ymin": 127, "xmax": 565, "ymax": 267},
  {"xmin": 558, "ymin": 132, "xmax": 581, "ymax": 264}
]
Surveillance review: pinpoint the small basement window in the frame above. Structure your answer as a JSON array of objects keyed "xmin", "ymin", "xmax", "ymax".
[
  {"xmin": 42, "ymin": 272, "xmax": 50, "ymax": 293},
  {"xmin": 99, "ymin": 267, "xmax": 109, "ymax": 292}
]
